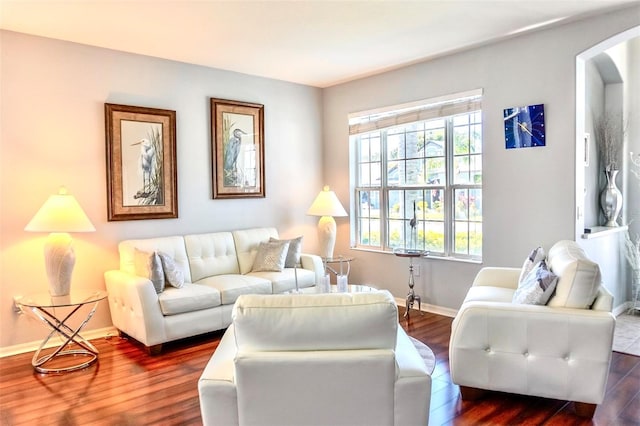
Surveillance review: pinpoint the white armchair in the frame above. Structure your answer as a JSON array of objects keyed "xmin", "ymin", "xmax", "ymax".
[
  {"xmin": 198, "ymin": 291, "xmax": 432, "ymax": 426},
  {"xmin": 449, "ymin": 240, "xmax": 616, "ymax": 418}
]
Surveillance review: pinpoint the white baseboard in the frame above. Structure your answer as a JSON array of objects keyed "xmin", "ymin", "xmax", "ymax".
[
  {"xmin": 613, "ymin": 301, "xmax": 635, "ymax": 316},
  {"xmin": 394, "ymin": 297, "xmax": 458, "ymax": 318},
  {"xmin": 0, "ymin": 326, "xmax": 119, "ymax": 359}
]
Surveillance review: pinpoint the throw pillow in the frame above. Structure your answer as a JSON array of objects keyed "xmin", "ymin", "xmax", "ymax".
[
  {"xmin": 512, "ymin": 259, "xmax": 559, "ymax": 305},
  {"xmin": 157, "ymin": 251, "xmax": 185, "ymax": 289},
  {"xmin": 252, "ymin": 240, "xmax": 290, "ymax": 272},
  {"xmin": 518, "ymin": 246, "xmax": 546, "ymax": 284},
  {"xmin": 134, "ymin": 249, "xmax": 165, "ymax": 294},
  {"xmin": 269, "ymin": 236, "xmax": 303, "ymax": 267}
]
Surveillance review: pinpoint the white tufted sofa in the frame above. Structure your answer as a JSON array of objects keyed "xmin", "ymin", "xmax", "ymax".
[
  {"xmin": 449, "ymin": 240, "xmax": 616, "ymax": 418},
  {"xmin": 198, "ymin": 291, "xmax": 432, "ymax": 426},
  {"xmin": 104, "ymin": 227, "xmax": 324, "ymax": 354}
]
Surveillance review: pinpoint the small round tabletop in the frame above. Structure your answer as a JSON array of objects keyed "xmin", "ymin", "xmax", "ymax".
[
  {"xmin": 393, "ymin": 249, "xmax": 428, "ymax": 258},
  {"xmin": 15, "ymin": 290, "xmax": 107, "ymax": 309}
]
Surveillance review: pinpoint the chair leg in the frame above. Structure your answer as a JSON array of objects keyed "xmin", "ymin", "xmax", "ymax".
[
  {"xmin": 574, "ymin": 402, "xmax": 597, "ymax": 418},
  {"xmin": 459, "ymin": 386, "xmax": 487, "ymax": 401}
]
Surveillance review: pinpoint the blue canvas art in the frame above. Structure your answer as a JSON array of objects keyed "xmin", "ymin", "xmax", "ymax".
[{"xmin": 504, "ymin": 104, "xmax": 545, "ymax": 149}]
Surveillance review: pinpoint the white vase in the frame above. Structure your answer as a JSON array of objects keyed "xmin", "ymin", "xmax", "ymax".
[{"xmin": 600, "ymin": 169, "xmax": 622, "ymax": 227}]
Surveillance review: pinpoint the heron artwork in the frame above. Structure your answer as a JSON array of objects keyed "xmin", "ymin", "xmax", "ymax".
[
  {"xmin": 131, "ymin": 135, "xmax": 159, "ymax": 202},
  {"xmin": 224, "ymin": 128, "xmax": 247, "ymax": 185}
]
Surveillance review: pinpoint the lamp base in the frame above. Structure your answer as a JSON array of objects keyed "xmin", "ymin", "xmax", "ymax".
[
  {"xmin": 317, "ymin": 216, "xmax": 337, "ymax": 259},
  {"xmin": 44, "ymin": 233, "xmax": 75, "ymax": 296}
]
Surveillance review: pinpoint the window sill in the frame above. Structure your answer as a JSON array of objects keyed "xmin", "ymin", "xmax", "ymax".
[
  {"xmin": 581, "ymin": 225, "xmax": 628, "ymax": 239},
  {"xmin": 350, "ymin": 247, "xmax": 482, "ymax": 264}
]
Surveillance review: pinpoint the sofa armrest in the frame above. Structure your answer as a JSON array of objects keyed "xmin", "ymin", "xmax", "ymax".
[
  {"xmin": 104, "ymin": 270, "xmax": 167, "ymax": 347},
  {"xmin": 300, "ymin": 253, "xmax": 324, "ymax": 285},
  {"xmin": 472, "ymin": 267, "xmax": 521, "ymax": 289},
  {"xmin": 450, "ymin": 301, "xmax": 615, "ymax": 404}
]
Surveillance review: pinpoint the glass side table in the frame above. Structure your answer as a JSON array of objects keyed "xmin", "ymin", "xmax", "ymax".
[
  {"xmin": 15, "ymin": 289, "xmax": 107, "ymax": 373},
  {"xmin": 323, "ymin": 256, "xmax": 354, "ymax": 278}
]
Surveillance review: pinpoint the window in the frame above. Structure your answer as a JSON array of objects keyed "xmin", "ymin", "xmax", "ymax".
[{"xmin": 350, "ymin": 90, "xmax": 482, "ymax": 260}]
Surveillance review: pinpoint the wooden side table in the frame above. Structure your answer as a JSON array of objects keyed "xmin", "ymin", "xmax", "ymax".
[{"xmin": 15, "ymin": 289, "xmax": 107, "ymax": 373}]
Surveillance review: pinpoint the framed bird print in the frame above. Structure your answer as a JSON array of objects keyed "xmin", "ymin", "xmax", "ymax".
[
  {"xmin": 503, "ymin": 103, "xmax": 546, "ymax": 149},
  {"xmin": 105, "ymin": 103, "xmax": 178, "ymax": 220},
  {"xmin": 210, "ymin": 98, "xmax": 265, "ymax": 199}
]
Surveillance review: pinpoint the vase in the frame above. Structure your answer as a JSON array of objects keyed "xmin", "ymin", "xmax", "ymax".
[{"xmin": 600, "ymin": 169, "xmax": 622, "ymax": 227}]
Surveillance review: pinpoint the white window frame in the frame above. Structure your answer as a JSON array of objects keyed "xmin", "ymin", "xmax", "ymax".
[{"xmin": 349, "ymin": 89, "xmax": 483, "ymax": 261}]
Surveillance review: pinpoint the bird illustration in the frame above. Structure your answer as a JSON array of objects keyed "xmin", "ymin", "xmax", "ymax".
[
  {"xmin": 131, "ymin": 138, "xmax": 156, "ymax": 194},
  {"xmin": 224, "ymin": 128, "xmax": 247, "ymax": 173},
  {"xmin": 410, "ymin": 201, "xmax": 417, "ymax": 229},
  {"xmin": 409, "ymin": 201, "xmax": 417, "ymax": 250}
]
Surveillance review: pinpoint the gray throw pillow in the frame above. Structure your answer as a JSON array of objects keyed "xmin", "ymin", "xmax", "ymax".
[
  {"xmin": 518, "ymin": 246, "xmax": 546, "ymax": 284},
  {"xmin": 269, "ymin": 236, "xmax": 303, "ymax": 267},
  {"xmin": 513, "ymin": 259, "xmax": 558, "ymax": 305},
  {"xmin": 252, "ymin": 240, "xmax": 290, "ymax": 272},
  {"xmin": 157, "ymin": 251, "xmax": 185, "ymax": 289},
  {"xmin": 134, "ymin": 249, "xmax": 165, "ymax": 294}
]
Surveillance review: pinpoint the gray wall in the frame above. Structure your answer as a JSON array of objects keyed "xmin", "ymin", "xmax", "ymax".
[
  {"xmin": 323, "ymin": 6, "xmax": 640, "ymax": 311},
  {"xmin": 0, "ymin": 31, "xmax": 323, "ymax": 348}
]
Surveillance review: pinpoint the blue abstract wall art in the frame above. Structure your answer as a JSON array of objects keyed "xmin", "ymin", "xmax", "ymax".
[{"xmin": 503, "ymin": 104, "xmax": 546, "ymax": 149}]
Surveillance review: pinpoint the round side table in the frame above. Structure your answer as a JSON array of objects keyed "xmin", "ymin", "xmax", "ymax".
[
  {"xmin": 15, "ymin": 289, "xmax": 107, "ymax": 373},
  {"xmin": 394, "ymin": 249, "xmax": 428, "ymax": 318}
]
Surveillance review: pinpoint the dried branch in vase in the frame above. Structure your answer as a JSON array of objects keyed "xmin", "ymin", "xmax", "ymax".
[{"xmin": 594, "ymin": 112, "xmax": 624, "ymax": 172}]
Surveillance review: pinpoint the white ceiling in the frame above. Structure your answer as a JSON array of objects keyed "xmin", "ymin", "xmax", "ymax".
[{"xmin": 1, "ymin": 0, "xmax": 638, "ymax": 88}]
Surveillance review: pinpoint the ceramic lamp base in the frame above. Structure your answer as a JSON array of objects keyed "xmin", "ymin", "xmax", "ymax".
[
  {"xmin": 44, "ymin": 233, "xmax": 75, "ymax": 296},
  {"xmin": 317, "ymin": 216, "xmax": 337, "ymax": 259}
]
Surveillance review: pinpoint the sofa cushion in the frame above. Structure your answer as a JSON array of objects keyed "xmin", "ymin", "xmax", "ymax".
[
  {"xmin": 252, "ymin": 240, "xmax": 290, "ymax": 272},
  {"xmin": 119, "ymin": 236, "xmax": 191, "ymax": 283},
  {"xmin": 270, "ymin": 236, "xmax": 303, "ymax": 267},
  {"xmin": 158, "ymin": 251, "xmax": 185, "ymax": 288},
  {"xmin": 158, "ymin": 283, "xmax": 221, "ymax": 315},
  {"xmin": 464, "ymin": 285, "xmax": 515, "ymax": 304},
  {"xmin": 232, "ymin": 291, "xmax": 398, "ymax": 352},
  {"xmin": 547, "ymin": 240, "xmax": 601, "ymax": 308},
  {"xmin": 197, "ymin": 274, "xmax": 272, "ymax": 305},
  {"xmin": 134, "ymin": 249, "xmax": 165, "ymax": 293},
  {"xmin": 248, "ymin": 267, "xmax": 316, "ymax": 293},
  {"xmin": 518, "ymin": 246, "xmax": 546, "ymax": 284},
  {"xmin": 185, "ymin": 232, "xmax": 240, "ymax": 282},
  {"xmin": 512, "ymin": 259, "xmax": 558, "ymax": 305},
  {"xmin": 233, "ymin": 228, "xmax": 280, "ymax": 275}
]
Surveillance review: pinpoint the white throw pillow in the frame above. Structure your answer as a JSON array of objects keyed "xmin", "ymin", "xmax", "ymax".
[
  {"xmin": 157, "ymin": 251, "xmax": 185, "ymax": 288},
  {"xmin": 134, "ymin": 249, "xmax": 165, "ymax": 294},
  {"xmin": 513, "ymin": 259, "xmax": 558, "ymax": 305},
  {"xmin": 518, "ymin": 246, "xmax": 546, "ymax": 284},
  {"xmin": 269, "ymin": 236, "xmax": 303, "ymax": 267},
  {"xmin": 252, "ymin": 240, "xmax": 290, "ymax": 272}
]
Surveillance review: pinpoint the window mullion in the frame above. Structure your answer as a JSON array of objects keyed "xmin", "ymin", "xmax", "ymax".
[{"xmin": 444, "ymin": 118, "xmax": 454, "ymax": 257}]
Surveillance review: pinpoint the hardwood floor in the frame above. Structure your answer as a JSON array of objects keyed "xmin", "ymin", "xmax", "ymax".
[{"xmin": 1, "ymin": 309, "xmax": 638, "ymax": 425}]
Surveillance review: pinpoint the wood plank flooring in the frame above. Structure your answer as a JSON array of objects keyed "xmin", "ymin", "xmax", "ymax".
[{"xmin": 1, "ymin": 308, "xmax": 638, "ymax": 425}]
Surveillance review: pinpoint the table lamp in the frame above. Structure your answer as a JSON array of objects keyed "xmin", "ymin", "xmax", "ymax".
[
  {"xmin": 306, "ymin": 186, "xmax": 348, "ymax": 259},
  {"xmin": 25, "ymin": 187, "xmax": 95, "ymax": 296}
]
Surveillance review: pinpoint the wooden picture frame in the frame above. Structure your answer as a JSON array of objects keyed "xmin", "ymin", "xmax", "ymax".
[
  {"xmin": 105, "ymin": 103, "xmax": 178, "ymax": 221},
  {"xmin": 211, "ymin": 98, "xmax": 265, "ymax": 199}
]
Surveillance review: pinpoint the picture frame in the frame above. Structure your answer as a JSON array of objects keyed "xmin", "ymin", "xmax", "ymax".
[
  {"xmin": 210, "ymin": 98, "xmax": 265, "ymax": 199},
  {"xmin": 503, "ymin": 103, "xmax": 546, "ymax": 149},
  {"xmin": 105, "ymin": 103, "xmax": 178, "ymax": 221}
]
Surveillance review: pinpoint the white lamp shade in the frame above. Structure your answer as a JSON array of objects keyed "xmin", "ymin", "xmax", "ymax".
[
  {"xmin": 306, "ymin": 186, "xmax": 348, "ymax": 217},
  {"xmin": 25, "ymin": 187, "xmax": 95, "ymax": 233}
]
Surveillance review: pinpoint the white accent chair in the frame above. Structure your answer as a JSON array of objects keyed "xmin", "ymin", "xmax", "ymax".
[
  {"xmin": 198, "ymin": 291, "xmax": 432, "ymax": 426},
  {"xmin": 449, "ymin": 240, "xmax": 616, "ymax": 418}
]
